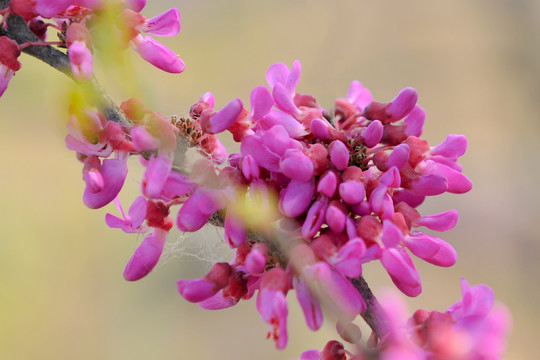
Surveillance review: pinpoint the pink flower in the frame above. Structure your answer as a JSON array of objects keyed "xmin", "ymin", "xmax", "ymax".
[
  {"xmin": 123, "ymin": 229, "xmax": 167, "ymax": 281},
  {"xmin": 105, "ymin": 196, "xmax": 148, "ymax": 233},
  {"xmin": 82, "ymin": 156, "xmax": 128, "ymax": 209},
  {"xmin": 256, "ymin": 268, "xmax": 290, "ymax": 349},
  {"xmin": 131, "ymin": 35, "xmax": 185, "ymax": 73}
]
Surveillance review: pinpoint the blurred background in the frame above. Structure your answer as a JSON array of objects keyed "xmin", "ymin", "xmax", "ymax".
[{"xmin": 0, "ymin": 0, "xmax": 538, "ymax": 359}]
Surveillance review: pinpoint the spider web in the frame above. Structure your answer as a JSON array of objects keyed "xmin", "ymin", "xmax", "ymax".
[{"xmin": 158, "ymin": 225, "xmax": 234, "ymax": 270}]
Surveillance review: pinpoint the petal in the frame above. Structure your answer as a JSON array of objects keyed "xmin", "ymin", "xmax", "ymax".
[
  {"xmin": 132, "ymin": 35, "xmax": 185, "ymax": 73},
  {"xmin": 68, "ymin": 42, "xmax": 93, "ymax": 80},
  {"xmin": 338, "ymin": 180, "xmax": 365, "ymax": 205},
  {"xmin": 363, "ymin": 120, "xmax": 383, "ymax": 147},
  {"xmin": 279, "ymin": 179, "xmax": 315, "ymax": 217},
  {"xmin": 35, "ymin": 0, "xmax": 72, "ymax": 18},
  {"xmin": 328, "ymin": 140, "xmax": 349, "ymax": 170},
  {"xmin": 123, "ymin": 231, "xmax": 166, "ymax": 281},
  {"xmin": 273, "ymin": 83, "xmax": 300, "ymax": 114},
  {"xmin": 294, "ymin": 277, "xmax": 323, "ymax": 331},
  {"xmin": 381, "ymin": 248, "xmax": 422, "ymax": 297},
  {"xmin": 266, "ymin": 62, "xmax": 289, "ymax": 89},
  {"xmin": 250, "ymin": 85, "xmax": 274, "ymax": 121},
  {"xmin": 200, "ymin": 98, "xmax": 243, "ymax": 134},
  {"xmin": 403, "ymin": 105, "xmax": 425, "ymax": 137},
  {"xmin": 414, "ymin": 210, "xmax": 459, "ymax": 231},
  {"xmin": 83, "ymin": 158, "xmax": 128, "ymax": 209},
  {"xmin": 177, "ymin": 278, "xmax": 218, "ymax": 303},
  {"xmin": 317, "ymin": 170, "xmax": 338, "ymax": 197},
  {"xmin": 280, "ymin": 149, "xmax": 314, "ymax": 181},
  {"xmin": 142, "ymin": 8, "xmax": 181, "ymax": 37},
  {"xmin": 131, "ymin": 126, "xmax": 159, "ymax": 152},
  {"xmin": 302, "ymin": 200, "xmax": 328, "ymax": 239},
  {"xmin": 142, "ymin": 154, "xmax": 172, "ymax": 199},
  {"xmin": 431, "ymin": 134, "xmax": 468, "ymax": 159}
]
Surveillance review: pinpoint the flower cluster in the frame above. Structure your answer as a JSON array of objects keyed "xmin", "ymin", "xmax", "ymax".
[
  {"xmin": 61, "ymin": 57, "xmax": 475, "ymax": 349},
  {"xmin": 301, "ymin": 278, "xmax": 511, "ymax": 360},
  {"xmin": 169, "ymin": 61, "xmax": 472, "ymax": 348},
  {"xmin": 0, "ymin": 0, "xmax": 183, "ymax": 96}
]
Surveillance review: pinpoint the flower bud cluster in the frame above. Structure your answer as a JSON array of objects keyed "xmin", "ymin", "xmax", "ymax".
[
  {"xmin": 168, "ymin": 61, "xmax": 472, "ymax": 348},
  {"xmin": 0, "ymin": 0, "xmax": 183, "ymax": 96},
  {"xmin": 63, "ymin": 60, "xmax": 473, "ymax": 350}
]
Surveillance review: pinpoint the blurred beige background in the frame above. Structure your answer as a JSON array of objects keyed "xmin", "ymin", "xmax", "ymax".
[{"xmin": 1, "ymin": 0, "xmax": 538, "ymax": 359}]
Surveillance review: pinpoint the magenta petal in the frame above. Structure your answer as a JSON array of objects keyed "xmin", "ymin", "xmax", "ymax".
[
  {"xmin": 317, "ymin": 170, "xmax": 338, "ymax": 197},
  {"xmin": 241, "ymin": 154, "xmax": 260, "ymax": 180},
  {"xmin": 177, "ymin": 190, "xmax": 216, "ymax": 232},
  {"xmin": 310, "ymin": 118, "xmax": 332, "ymax": 141},
  {"xmin": 304, "ymin": 262, "xmax": 366, "ymax": 319},
  {"xmin": 35, "ymin": 0, "xmax": 71, "ymax": 17},
  {"xmin": 142, "ymin": 154, "xmax": 172, "ymax": 199},
  {"xmin": 347, "ymin": 80, "xmax": 373, "ymax": 111},
  {"xmin": 415, "ymin": 209, "xmax": 459, "ymax": 231},
  {"xmin": 379, "ymin": 166, "xmax": 401, "ymax": 188},
  {"xmin": 424, "ymin": 161, "xmax": 472, "ymax": 194},
  {"xmin": 381, "ymin": 220, "xmax": 404, "ymax": 248},
  {"xmin": 261, "ymin": 110, "xmax": 306, "ymax": 139},
  {"xmin": 333, "ymin": 239, "xmax": 366, "ymax": 278},
  {"xmin": 161, "ymin": 171, "xmax": 194, "ymax": 199},
  {"xmin": 177, "ymin": 278, "xmax": 218, "ymax": 303},
  {"xmin": 369, "ymin": 184, "xmax": 388, "ymax": 215},
  {"xmin": 266, "ymin": 62, "xmax": 289, "ymax": 89},
  {"xmin": 279, "ymin": 179, "xmax": 315, "ymax": 217},
  {"xmin": 328, "ymin": 140, "xmax": 349, "ymax": 170},
  {"xmin": 387, "ymin": 87, "xmax": 418, "ymax": 122},
  {"xmin": 273, "ymin": 83, "xmax": 300, "ymax": 114},
  {"xmin": 294, "ymin": 277, "xmax": 323, "ymax": 331},
  {"xmin": 241, "ymin": 134, "xmax": 280, "ymax": 172},
  {"xmin": 83, "ymin": 169, "xmax": 104, "ymax": 193},
  {"xmin": 403, "ymin": 232, "xmax": 440, "ymax": 259},
  {"xmin": 423, "ymin": 238, "xmax": 457, "ymax": 267},
  {"xmin": 250, "ymin": 86, "xmax": 274, "ymax": 120},
  {"xmin": 128, "ymin": 196, "xmax": 148, "ymax": 228},
  {"xmin": 201, "ymin": 98, "xmax": 243, "ymax": 134},
  {"xmin": 363, "ymin": 120, "xmax": 383, "ymax": 147},
  {"xmin": 262, "ymin": 125, "xmax": 298, "ymax": 156},
  {"xmin": 125, "ymin": 0, "xmax": 146, "ymax": 12},
  {"xmin": 198, "ymin": 291, "xmax": 238, "ymax": 310},
  {"xmin": 339, "ymin": 180, "xmax": 365, "ymax": 205},
  {"xmin": 381, "ymin": 248, "xmax": 422, "ymax": 297},
  {"xmin": 280, "ymin": 149, "xmax": 314, "ymax": 181},
  {"xmin": 0, "ymin": 65, "xmax": 14, "ymax": 97},
  {"xmin": 326, "ymin": 201, "xmax": 347, "ymax": 234},
  {"xmin": 143, "ymin": 8, "xmax": 181, "ymax": 37},
  {"xmin": 431, "ymin": 134, "xmax": 468, "ymax": 159},
  {"xmin": 83, "ymin": 158, "xmax": 128, "ymax": 209},
  {"xmin": 131, "ymin": 126, "xmax": 159, "ymax": 151},
  {"xmin": 392, "ymin": 189, "xmax": 425, "ymax": 208},
  {"xmin": 387, "ymin": 144, "xmax": 410, "ymax": 170},
  {"xmin": 224, "ymin": 212, "xmax": 246, "ymax": 248},
  {"xmin": 133, "ymin": 35, "xmax": 185, "ymax": 73},
  {"xmin": 408, "ymin": 174, "xmax": 448, "ymax": 196},
  {"xmin": 123, "ymin": 231, "xmax": 166, "ymax": 281},
  {"xmin": 302, "ymin": 200, "xmax": 328, "ymax": 239},
  {"xmin": 403, "ymin": 105, "xmax": 425, "ymax": 136},
  {"xmin": 285, "ymin": 60, "xmax": 301, "ymax": 94},
  {"xmin": 447, "ymin": 278, "xmax": 494, "ymax": 322},
  {"xmin": 68, "ymin": 42, "xmax": 93, "ymax": 80}
]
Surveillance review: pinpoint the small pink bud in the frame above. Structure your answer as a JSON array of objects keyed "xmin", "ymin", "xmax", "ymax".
[{"xmin": 328, "ymin": 140, "xmax": 349, "ymax": 170}]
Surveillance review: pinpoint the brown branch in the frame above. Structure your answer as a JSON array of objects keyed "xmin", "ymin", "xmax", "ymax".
[{"xmin": 0, "ymin": 10, "xmax": 131, "ymax": 126}]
